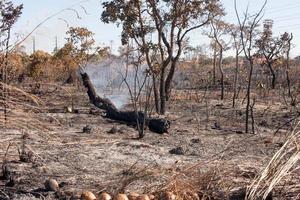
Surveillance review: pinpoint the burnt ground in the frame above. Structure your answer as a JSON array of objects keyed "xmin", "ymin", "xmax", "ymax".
[{"xmin": 0, "ymin": 84, "xmax": 300, "ymax": 200}]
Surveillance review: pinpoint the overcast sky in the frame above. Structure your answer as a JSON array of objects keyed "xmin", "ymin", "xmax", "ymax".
[{"xmin": 10, "ymin": 0, "xmax": 300, "ymax": 57}]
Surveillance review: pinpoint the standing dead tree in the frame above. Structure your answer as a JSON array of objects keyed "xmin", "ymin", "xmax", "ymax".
[
  {"xmin": 281, "ymin": 32, "xmax": 294, "ymax": 102},
  {"xmin": 230, "ymin": 25, "xmax": 243, "ymax": 108},
  {"xmin": 210, "ymin": 19, "xmax": 231, "ymax": 100},
  {"xmin": 120, "ymin": 43, "xmax": 152, "ymax": 138},
  {"xmin": 101, "ymin": 0, "xmax": 224, "ymax": 114},
  {"xmin": 234, "ymin": 0, "xmax": 267, "ymax": 134}
]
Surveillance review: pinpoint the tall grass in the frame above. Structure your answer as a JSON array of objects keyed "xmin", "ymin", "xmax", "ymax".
[{"xmin": 246, "ymin": 122, "xmax": 300, "ymax": 199}]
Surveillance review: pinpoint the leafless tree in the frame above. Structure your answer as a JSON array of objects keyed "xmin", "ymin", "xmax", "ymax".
[
  {"xmin": 234, "ymin": 0, "xmax": 267, "ymax": 133},
  {"xmin": 210, "ymin": 19, "xmax": 231, "ymax": 100},
  {"xmin": 281, "ymin": 32, "xmax": 293, "ymax": 98},
  {"xmin": 121, "ymin": 43, "xmax": 151, "ymax": 138},
  {"xmin": 230, "ymin": 25, "xmax": 243, "ymax": 108}
]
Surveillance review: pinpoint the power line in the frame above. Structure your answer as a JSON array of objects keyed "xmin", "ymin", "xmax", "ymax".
[{"xmin": 265, "ymin": 2, "xmax": 300, "ymax": 13}]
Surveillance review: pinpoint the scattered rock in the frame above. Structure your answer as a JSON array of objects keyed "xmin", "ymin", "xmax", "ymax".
[
  {"xmin": 228, "ymin": 188, "xmax": 246, "ymax": 200},
  {"xmin": 107, "ymin": 126, "xmax": 118, "ymax": 134},
  {"xmin": 1, "ymin": 163, "xmax": 13, "ymax": 180},
  {"xmin": 228, "ymin": 188, "xmax": 272, "ymax": 200},
  {"xmin": 191, "ymin": 138, "xmax": 200, "ymax": 143},
  {"xmin": 19, "ymin": 149, "xmax": 34, "ymax": 163},
  {"xmin": 160, "ymin": 192, "xmax": 176, "ymax": 200},
  {"xmin": 276, "ymin": 142, "xmax": 284, "ymax": 147},
  {"xmin": 5, "ymin": 176, "xmax": 15, "ymax": 187},
  {"xmin": 136, "ymin": 195, "xmax": 150, "ymax": 200},
  {"xmin": 70, "ymin": 193, "xmax": 81, "ymax": 200},
  {"xmin": 128, "ymin": 192, "xmax": 139, "ymax": 200},
  {"xmin": 235, "ymin": 130, "xmax": 243, "ymax": 134},
  {"xmin": 81, "ymin": 191, "xmax": 97, "ymax": 200},
  {"xmin": 114, "ymin": 194, "xmax": 129, "ymax": 200},
  {"xmin": 211, "ymin": 121, "xmax": 221, "ymax": 130},
  {"xmin": 259, "ymin": 120, "xmax": 268, "ymax": 126},
  {"xmin": 66, "ymin": 106, "xmax": 73, "ymax": 113},
  {"xmin": 44, "ymin": 178, "xmax": 59, "ymax": 192},
  {"xmin": 215, "ymin": 103, "xmax": 224, "ymax": 107},
  {"xmin": 183, "ymin": 191, "xmax": 199, "ymax": 200},
  {"xmin": 169, "ymin": 147, "xmax": 185, "ymax": 155},
  {"xmin": 83, "ymin": 125, "xmax": 92, "ymax": 133},
  {"xmin": 99, "ymin": 192, "xmax": 112, "ymax": 200},
  {"xmin": 58, "ymin": 181, "xmax": 69, "ymax": 188}
]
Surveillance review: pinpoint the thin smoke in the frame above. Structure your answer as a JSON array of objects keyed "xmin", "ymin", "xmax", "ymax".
[{"xmin": 85, "ymin": 57, "xmax": 146, "ymax": 109}]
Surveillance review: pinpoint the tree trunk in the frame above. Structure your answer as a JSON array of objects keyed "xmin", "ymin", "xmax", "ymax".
[
  {"xmin": 246, "ymin": 59, "xmax": 254, "ymax": 134},
  {"xmin": 80, "ymin": 72, "xmax": 170, "ymax": 134},
  {"xmin": 232, "ymin": 50, "xmax": 239, "ymax": 108},
  {"xmin": 160, "ymin": 67, "xmax": 166, "ymax": 115},
  {"xmin": 165, "ymin": 60, "xmax": 177, "ymax": 102},
  {"xmin": 152, "ymin": 75, "xmax": 160, "ymax": 113},
  {"xmin": 286, "ymin": 45, "xmax": 292, "ymax": 97},
  {"xmin": 218, "ymin": 47, "xmax": 224, "ymax": 100},
  {"xmin": 268, "ymin": 62, "xmax": 276, "ymax": 89},
  {"xmin": 213, "ymin": 42, "xmax": 217, "ymax": 86}
]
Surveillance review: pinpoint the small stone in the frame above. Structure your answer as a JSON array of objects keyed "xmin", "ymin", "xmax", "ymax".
[
  {"xmin": 81, "ymin": 191, "xmax": 97, "ymax": 200},
  {"xmin": 83, "ymin": 125, "xmax": 92, "ymax": 133},
  {"xmin": 211, "ymin": 121, "xmax": 221, "ymax": 130},
  {"xmin": 70, "ymin": 193, "xmax": 81, "ymax": 200},
  {"xmin": 66, "ymin": 106, "xmax": 73, "ymax": 113},
  {"xmin": 136, "ymin": 195, "xmax": 150, "ymax": 200},
  {"xmin": 169, "ymin": 147, "xmax": 185, "ymax": 155},
  {"xmin": 107, "ymin": 126, "xmax": 118, "ymax": 134},
  {"xmin": 191, "ymin": 138, "xmax": 200, "ymax": 143},
  {"xmin": 99, "ymin": 192, "xmax": 112, "ymax": 200},
  {"xmin": 160, "ymin": 192, "xmax": 176, "ymax": 200},
  {"xmin": 128, "ymin": 192, "xmax": 139, "ymax": 200},
  {"xmin": 44, "ymin": 178, "xmax": 59, "ymax": 192},
  {"xmin": 114, "ymin": 194, "xmax": 129, "ymax": 200}
]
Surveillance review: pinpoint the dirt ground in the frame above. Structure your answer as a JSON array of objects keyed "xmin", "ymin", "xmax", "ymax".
[{"xmin": 0, "ymin": 84, "xmax": 299, "ymax": 200}]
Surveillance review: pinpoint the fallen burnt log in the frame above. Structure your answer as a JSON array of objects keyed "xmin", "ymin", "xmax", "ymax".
[{"xmin": 80, "ymin": 72, "xmax": 170, "ymax": 134}]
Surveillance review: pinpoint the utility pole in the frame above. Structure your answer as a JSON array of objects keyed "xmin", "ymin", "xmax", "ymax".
[
  {"xmin": 55, "ymin": 36, "xmax": 58, "ymax": 52},
  {"xmin": 110, "ymin": 40, "xmax": 113, "ymax": 54},
  {"xmin": 32, "ymin": 36, "xmax": 36, "ymax": 53}
]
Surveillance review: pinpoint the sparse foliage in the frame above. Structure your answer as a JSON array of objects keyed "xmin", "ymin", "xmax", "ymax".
[
  {"xmin": 101, "ymin": 0, "xmax": 224, "ymax": 114},
  {"xmin": 256, "ymin": 19, "xmax": 286, "ymax": 89}
]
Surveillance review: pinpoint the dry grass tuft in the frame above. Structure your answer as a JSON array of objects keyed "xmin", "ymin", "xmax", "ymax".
[
  {"xmin": 152, "ymin": 161, "xmax": 238, "ymax": 200},
  {"xmin": 0, "ymin": 82, "xmax": 54, "ymax": 141},
  {"xmin": 246, "ymin": 122, "xmax": 300, "ymax": 200}
]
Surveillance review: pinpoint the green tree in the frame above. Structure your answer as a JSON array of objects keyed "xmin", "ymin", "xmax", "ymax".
[
  {"xmin": 54, "ymin": 27, "xmax": 96, "ymax": 83},
  {"xmin": 101, "ymin": 0, "xmax": 224, "ymax": 114}
]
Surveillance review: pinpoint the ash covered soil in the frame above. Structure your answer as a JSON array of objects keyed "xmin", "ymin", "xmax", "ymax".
[{"xmin": 0, "ymin": 85, "xmax": 299, "ymax": 200}]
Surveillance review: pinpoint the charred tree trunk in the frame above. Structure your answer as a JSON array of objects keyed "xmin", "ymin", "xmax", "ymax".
[
  {"xmin": 286, "ymin": 34, "xmax": 293, "ymax": 97},
  {"xmin": 232, "ymin": 50, "xmax": 239, "ymax": 108},
  {"xmin": 165, "ymin": 58, "xmax": 178, "ymax": 102},
  {"xmin": 152, "ymin": 75, "xmax": 160, "ymax": 113},
  {"xmin": 80, "ymin": 72, "xmax": 170, "ymax": 134},
  {"xmin": 245, "ymin": 59, "xmax": 254, "ymax": 134},
  {"xmin": 267, "ymin": 62, "xmax": 276, "ymax": 89},
  {"xmin": 213, "ymin": 42, "xmax": 217, "ymax": 86},
  {"xmin": 218, "ymin": 47, "xmax": 224, "ymax": 100},
  {"xmin": 160, "ymin": 67, "xmax": 166, "ymax": 115}
]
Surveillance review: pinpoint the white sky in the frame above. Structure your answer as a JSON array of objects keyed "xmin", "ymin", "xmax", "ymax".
[{"xmin": 10, "ymin": 0, "xmax": 300, "ymax": 57}]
